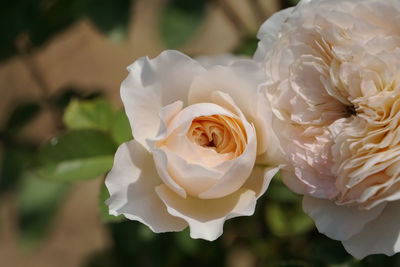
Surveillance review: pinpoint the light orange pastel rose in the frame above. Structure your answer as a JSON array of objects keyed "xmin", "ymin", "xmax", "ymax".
[{"xmin": 105, "ymin": 51, "xmax": 284, "ymax": 241}]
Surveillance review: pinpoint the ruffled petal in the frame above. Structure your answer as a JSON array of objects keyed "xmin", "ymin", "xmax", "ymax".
[
  {"xmin": 155, "ymin": 184, "xmax": 256, "ymax": 241},
  {"xmin": 121, "ymin": 50, "xmax": 205, "ymax": 150},
  {"xmin": 302, "ymin": 195, "xmax": 385, "ymax": 241},
  {"xmin": 342, "ymin": 201, "xmax": 400, "ymax": 259},
  {"xmin": 105, "ymin": 140, "xmax": 187, "ymax": 232},
  {"xmin": 254, "ymin": 7, "xmax": 294, "ymax": 62}
]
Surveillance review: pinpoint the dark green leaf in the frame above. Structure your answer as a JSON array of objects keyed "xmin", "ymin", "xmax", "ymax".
[
  {"xmin": 99, "ymin": 181, "xmax": 125, "ymax": 223},
  {"xmin": 5, "ymin": 102, "xmax": 41, "ymax": 133},
  {"xmin": 111, "ymin": 109, "xmax": 133, "ymax": 145},
  {"xmin": 0, "ymin": 144, "xmax": 34, "ymax": 193},
  {"xmin": 160, "ymin": 0, "xmax": 208, "ymax": 48},
  {"xmin": 51, "ymin": 87, "xmax": 103, "ymax": 109},
  {"xmin": 63, "ymin": 98, "xmax": 115, "ymax": 132},
  {"xmin": 33, "ymin": 129, "xmax": 117, "ymax": 181},
  {"xmin": 0, "ymin": 0, "xmax": 40, "ymax": 60},
  {"xmin": 18, "ymin": 172, "xmax": 69, "ymax": 249},
  {"xmin": 85, "ymin": 0, "xmax": 133, "ymax": 42},
  {"xmin": 29, "ymin": 0, "xmax": 87, "ymax": 46}
]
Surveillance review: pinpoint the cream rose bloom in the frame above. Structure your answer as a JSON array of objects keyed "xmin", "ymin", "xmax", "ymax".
[
  {"xmin": 255, "ymin": 0, "xmax": 400, "ymax": 258},
  {"xmin": 105, "ymin": 50, "xmax": 283, "ymax": 241}
]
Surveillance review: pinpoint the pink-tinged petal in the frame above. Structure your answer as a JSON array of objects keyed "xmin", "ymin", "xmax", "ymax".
[
  {"xmin": 105, "ymin": 140, "xmax": 187, "ymax": 232},
  {"xmin": 302, "ymin": 195, "xmax": 385, "ymax": 241},
  {"xmin": 155, "ymin": 184, "xmax": 256, "ymax": 241},
  {"xmin": 121, "ymin": 50, "xmax": 205, "ymax": 150},
  {"xmin": 281, "ymin": 169, "xmax": 309, "ymax": 195},
  {"xmin": 254, "ymin": 7, "xmax": 295, "ymax": 62},
  {"xmin": 342, "ymin": 201, "xmax": 400, "ymax": 259}
]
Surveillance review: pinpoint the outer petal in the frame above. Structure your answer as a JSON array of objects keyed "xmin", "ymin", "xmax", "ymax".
[
  {"xmin": 342, "ymin": 201, "xmax": 400, "ymax": 259},
  {"xmin": 155, "ymin": 184, "xmax": 257, "ymax": 241},
  {"xmin": 254, "ymin": 7, "xmax": 294, "ymax": 62},
  {"xmin": 121, "ymin": 50, "xmax": 205, "ymax": 150},
  {"xmin": 302, "ymin": 195, "xmax": 385, "ymax": 241},
  {"xmin": 105, "ymin": 140, "xmax": 187, "ymax": 232}
]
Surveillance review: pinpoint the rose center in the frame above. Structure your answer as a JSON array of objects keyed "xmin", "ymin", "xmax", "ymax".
[
  {"xmin": 187, "ymin": 115, "xmax": 247, "ymax": 156},
  {"xmin": 344, "ymin": 104, "xmax": 357, "ymax": 117}
]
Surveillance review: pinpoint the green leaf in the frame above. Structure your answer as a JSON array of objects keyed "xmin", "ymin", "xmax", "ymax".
[
  {"xmin": 99, "ymin": 181, "xmax": 125, "ymax": 223},
  {"xmin": 33, "ymin": 129, "xmax": 117, "ymax": 181},
  {"xmin": 64, "ymin": 98, "xmax": 115, "ymax": 132},
  {"xmin": 0, "ymin": 1, "xmax": 41, "ymax": 60},
  {"xmin": 18, "ymin": 172, "xmax": 69, "ymax": 249},
  {"xmin": 5, "ymin": 102, "xmax": 41, "ymax": 133},
  {"xmin": 0, "ymin": 144, "xmax": 34, "ymax": 193},
  {"xmin": 29, "ymin": 0, "xmax": 87, "ymax": 46},
  {"xmin": 265, "ymin": 202, "xmax": 314, "ymax": 237},
  {"xmin": 111, "ymin": 109, "xmax": 133, "ymax": 145},
  {"xmin": 160, "ymin": 0, "xmax": 207, "ymax": 48}
]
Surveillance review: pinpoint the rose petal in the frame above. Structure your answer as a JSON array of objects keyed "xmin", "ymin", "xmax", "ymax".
[
  {"xmin": 105, "ymin": 140, "xmax": 187, "ymax": 232},
  {"xmin": 342, "ymin": 201, "xmax": 400, "ymax": 259},
  {"xmin": 254, "ymin": 7, "xmax": 295, "ymax": 62},
  {"xmin": 160, "ymin": 146, "xmax": 221, "ymax": 196},
  {"xmin": 121, "ymin": 50, "xmax": 205, "ymax": 150},
  {"xmin": 302, "ymin": 195, "xmax": 385, "ymax": 241},
  {"xmin": 155, "ymin": 184, "xmax": 257, "ymax": 241},
  {"xmin": 151, "ymin": 147, "xmax": 188, "ymax": 198}
]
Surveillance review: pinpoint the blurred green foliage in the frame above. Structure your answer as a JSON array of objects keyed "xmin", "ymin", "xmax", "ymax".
[
  {"xmin": 160, "ymin": 0, "xmax": 208, "ymax": 48},
  {"xmin": 18, "ymin": 172, "xmax": 69, "ymax": 249},
  {"xmin": 32, "ymin": 129, "xmax": 116, "ymax": 181},
  {"xmin": 0, "ymin": 0, "xmax": 133, "ymax": 60},
  {"xmin": 233, "ymin": 37, "xmax": 259, "ymax": 57}
]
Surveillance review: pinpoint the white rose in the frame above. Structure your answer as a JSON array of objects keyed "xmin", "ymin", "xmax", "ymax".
[
  {"xmin": 256, "ymin": 0, "xmax": 400, "ymax": 258},
  {"xmin": 105, "ymin": 50, "xmax": 283, "ymax": 241}
]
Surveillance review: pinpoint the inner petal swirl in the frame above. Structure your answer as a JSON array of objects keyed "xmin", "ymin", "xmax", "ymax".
[{"xmin": 187, "ymin": 115, "xmax": 247, "ymax": 157}]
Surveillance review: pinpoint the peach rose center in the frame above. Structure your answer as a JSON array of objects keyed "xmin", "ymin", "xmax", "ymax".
[{"xmin": 187, "ymin": 115, "xmax": 247, "ymax": 158}]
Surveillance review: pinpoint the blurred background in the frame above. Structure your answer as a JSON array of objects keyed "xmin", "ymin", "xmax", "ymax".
[{"xmin": 0, "ymin": 0, "xmax": 399, "ymax": 266}]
